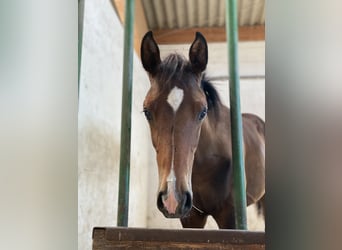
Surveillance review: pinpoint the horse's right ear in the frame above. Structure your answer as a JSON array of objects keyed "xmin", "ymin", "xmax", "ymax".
[{"xmin": 141, "ymin": 31, "xmax": 161, "ymax": 75}]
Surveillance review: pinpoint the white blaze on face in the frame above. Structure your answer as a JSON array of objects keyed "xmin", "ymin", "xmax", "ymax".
[
  {"xmin": 166, "ymin": 86, "xmax": 183, "ymax": 176},
  {"xmin": 167, "ymin": 86, "xmax": 184, "ymax": 113},
  {"xmin": 166, "ymin": 145, "xmax": 177, "ymax": 196},
  {"xmin": 162, "ymin": 87, "xmax": 184, "ymax": 214},
  {"xmin": 167, "ymin": 168, "xmax": 176, "ymax": 182}
]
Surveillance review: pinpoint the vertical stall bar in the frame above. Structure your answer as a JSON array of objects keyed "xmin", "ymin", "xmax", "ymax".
[
  {"xmin": 117, "ymin": 0, "xmax": 135, "ymax": 227},
  {"xmin": 225, "ymin": 0, "xmax": 248, "ymax": 229}
]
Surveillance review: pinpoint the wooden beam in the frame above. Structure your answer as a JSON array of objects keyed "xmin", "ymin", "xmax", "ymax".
[
  {"xmin": 112, "ymin": 0, "xmax": 125, "ymax": 22},
  {"xmin": 112, "ymin": 0, "xmax": 148, "ymax": 56},
  {"xmin": 152, "ymin": 26, "xmax": 265, "ymax": 44},
  {"xmin": 93, "ymin": 227, "xmax": 265, "ymax": 250}
]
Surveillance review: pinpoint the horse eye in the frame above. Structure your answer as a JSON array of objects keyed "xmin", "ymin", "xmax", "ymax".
[
  {"xmin": 198, "ymin": 107, "xmax": 207, "ymax": 121},
  {"xmin": 143, "ymin": 108, "xmax": 152, "ymax": 121}
]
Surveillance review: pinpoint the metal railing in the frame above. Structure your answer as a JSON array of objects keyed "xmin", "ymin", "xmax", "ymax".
[
  {"xmin": 117, "ymin": 0, "xmax": 135, "ymax": 227},
  {"xmin": 226, "ymin": 0, "xmax": 248, "ymax": 230}
]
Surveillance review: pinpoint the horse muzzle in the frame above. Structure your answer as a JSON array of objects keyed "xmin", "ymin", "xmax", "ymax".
[{"xmin": 157, "ymin": 189, "xmax": 192, "ymax": 218}]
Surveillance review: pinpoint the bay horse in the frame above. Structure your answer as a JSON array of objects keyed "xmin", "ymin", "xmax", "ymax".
[{"xmin": 140, "ymin": 31, "xmax": 265, "ymax": 229}]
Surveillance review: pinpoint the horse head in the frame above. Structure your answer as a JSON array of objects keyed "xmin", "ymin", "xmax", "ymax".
[{"xmin": 141, "ymin": 31, "xmax": 208, "ymax": 218}]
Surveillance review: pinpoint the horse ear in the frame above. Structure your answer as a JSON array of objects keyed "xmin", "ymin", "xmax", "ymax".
[
  {"xmin": 141, "ymin": 31, "xmax": 161, "ymax": 75},
  {"xmin": 189, "ymin": 32, "xmax": 208, "ymax": 73}
]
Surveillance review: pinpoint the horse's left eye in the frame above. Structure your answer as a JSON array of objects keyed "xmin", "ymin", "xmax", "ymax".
[
  {"xmin": 198, "ymin": 108, "xmax": 207, "ymax": 121},
  {"xmin": 143, "ymin": 108, "xmax": 152, "ymax": 121}
]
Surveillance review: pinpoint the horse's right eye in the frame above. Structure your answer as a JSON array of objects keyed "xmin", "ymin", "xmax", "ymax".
[
  {"xmin": 143, "ymin": 108, "xmax": 152, "ymax": 121},
  {"xmin": 198, "ymin": 107, "xmax": 208, "ymax": 121}
]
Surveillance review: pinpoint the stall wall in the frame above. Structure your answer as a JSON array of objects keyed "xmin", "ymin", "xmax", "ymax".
[{"xmin": 78, "ymin": 0, "xmax": 151, "ymax": 249}]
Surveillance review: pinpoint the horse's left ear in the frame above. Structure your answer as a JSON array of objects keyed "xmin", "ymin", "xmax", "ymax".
[{"xmin": 189, "ymin": 32, "xmax": 208, "ymax": 73}]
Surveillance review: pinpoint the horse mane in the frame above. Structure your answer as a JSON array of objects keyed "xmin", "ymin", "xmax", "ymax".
[
  {"xmin": 157, "ymin": 54, "xmax": 192, "ymax": 87},
  {"xmin": 201, "ymin": 76, "xmax": 222, "ymax": 115}
]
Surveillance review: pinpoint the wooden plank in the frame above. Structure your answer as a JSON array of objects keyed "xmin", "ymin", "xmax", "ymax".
[
  {"xmin": 93, "ymin": 227, "xmax": 265, "ymax": 250},
  {"xmin": 152, "ymin": 26, "xmax": 265, "ymax": 44},
  {"xmin": 112, "ymin": 0, "xmax": 149, "ymax": 56},
  {"xmin": 112, "ymin": 0, "xmax": 125, "ymax": 23}
]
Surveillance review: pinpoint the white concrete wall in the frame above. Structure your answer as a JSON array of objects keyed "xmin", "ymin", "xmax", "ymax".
[{"xmin": 78, "ymin": 1, "xmax": 151, "ymax": 249}]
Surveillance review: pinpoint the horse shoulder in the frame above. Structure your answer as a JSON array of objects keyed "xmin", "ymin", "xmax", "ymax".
[{"xmin": 242, "ymin": 113, "xmax": 265, "ymax": 205}]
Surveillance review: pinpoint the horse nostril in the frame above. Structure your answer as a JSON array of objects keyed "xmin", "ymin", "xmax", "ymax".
[
  {"xmin": 184, "ymin": 191, "xmax": 192, "ymax": 211},
  {"xmin": 157, "ymin": 192, "xmax": 164, "ymax": 210}
]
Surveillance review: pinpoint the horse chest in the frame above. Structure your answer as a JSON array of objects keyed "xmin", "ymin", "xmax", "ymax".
[{"xmin": 192, "ymin": 156, "xmax": 233, "ymax": 211}]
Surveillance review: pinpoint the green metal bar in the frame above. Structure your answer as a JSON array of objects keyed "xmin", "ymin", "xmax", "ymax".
[
  {"xmin": 117, "ymin": 0, "xmax": 135, "ymax": 227},
  {"xmin": 78, "ymin": 0, "xmax": 85, "ymax": 98},
  {"xmin": 225, "ymin": 0, "xmax": 248, "ymax": 229}
]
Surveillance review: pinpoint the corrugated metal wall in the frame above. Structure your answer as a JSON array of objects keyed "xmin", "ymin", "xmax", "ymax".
[{"xmin": 142, "ymin": 0, "xmax": 265, "ymax": 29}]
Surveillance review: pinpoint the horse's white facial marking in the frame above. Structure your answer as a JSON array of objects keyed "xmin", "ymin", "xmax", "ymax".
[
  {"xmin": 163, "ymin": 86, "xmax": 183, "ymax": 207},
  {"xmin": 167, "ymin": 168, "xmax": 176, "ymax": 182},
  {"xmin": 167, "ymin": 86, "xmax": 184, "ymax": 113},
  {"xmin": 166, "ymin": 143, "xmax": 177, "ymax": 186}
]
